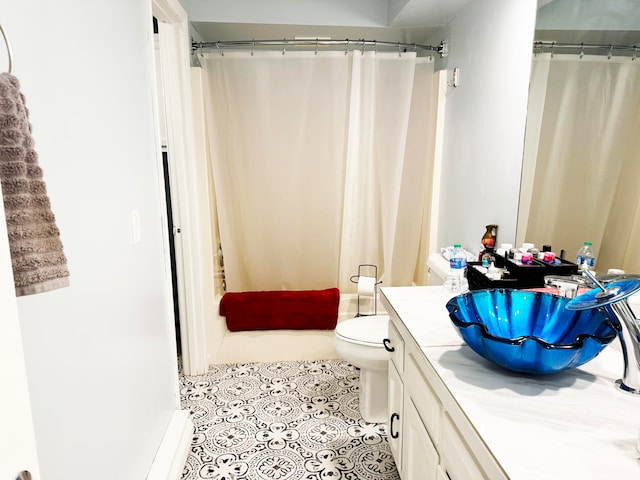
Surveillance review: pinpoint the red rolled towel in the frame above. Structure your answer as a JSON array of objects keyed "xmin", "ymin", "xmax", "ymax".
[{"xmin": 220, "ymin": 288, "xmax": 340, "ymax": 332}]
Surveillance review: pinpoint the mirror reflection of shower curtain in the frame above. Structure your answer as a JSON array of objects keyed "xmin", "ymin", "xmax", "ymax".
[
  {"xmin": 520, "ymin": 53, "xmax": 640, "ymax": 273},
  {"xmin": 199, "ymin": 51, "xmax": 436, "ymax": 291}
]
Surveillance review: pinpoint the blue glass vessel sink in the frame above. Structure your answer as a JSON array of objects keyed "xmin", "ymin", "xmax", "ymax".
[{"xmin": 446, "ymin": 289, "xmax": 617, "ymax": 374}]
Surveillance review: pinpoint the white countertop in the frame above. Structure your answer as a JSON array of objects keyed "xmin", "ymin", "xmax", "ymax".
[{"xmin": 381, "ymin": 286, "xmax": 640, "ymax": 480}]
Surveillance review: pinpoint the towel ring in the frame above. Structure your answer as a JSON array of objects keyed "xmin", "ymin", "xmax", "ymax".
[{"xmin": 0, "ymin": 22, "xmax": 13, "ymax": 74}]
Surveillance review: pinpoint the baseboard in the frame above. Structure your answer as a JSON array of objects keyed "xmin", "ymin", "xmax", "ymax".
[{"xmin": 147, "ymin": 410, "xmax": 193, "ymax": 480}]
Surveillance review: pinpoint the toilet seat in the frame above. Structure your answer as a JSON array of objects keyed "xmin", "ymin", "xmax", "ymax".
[{"xmin": 335, "ymin": 315, "xmax": 390, "ymax": 347}]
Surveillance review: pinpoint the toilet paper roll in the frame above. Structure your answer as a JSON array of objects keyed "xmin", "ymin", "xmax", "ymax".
[{"xmin": 357, "ymin": 276, "xmax": 377, "ymax": 297}]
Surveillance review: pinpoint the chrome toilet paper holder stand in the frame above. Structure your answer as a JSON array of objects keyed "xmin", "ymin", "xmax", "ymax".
[{"xmin": 350, "ymin": 264, "xmax": 382, "ymax": 317}]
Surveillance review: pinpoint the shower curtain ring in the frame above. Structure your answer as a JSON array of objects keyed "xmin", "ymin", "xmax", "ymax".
[
  {"xmin": 374, "ymin": 40, "xmax": 377, "ymax": 54},
  {"xmin": 633, "ymin": 46, "xmax": 637, "ymax": 61},
  {"xmin": 282, "ymin": 38, "xmax": 286, "ymax": 56},
  {"xmin": 345, "ymin": 39, "xmax": 349, "ymax": 55},
  {"xmin": 315, "ymin": 38, "xmax": 318, "ymax": 56},
  {"xmin": 608, "ymin": 44, "xmax": 613, "ymax": 60},
  {"xmin": 216, "ymin": 41, "xmax": 224, "ymax": 57},
  {"xmin": 398, "ymin": 42, "xmax": 402, "ymax": 57},
  {"xmin": 580, "ymin": 42, "xmax": 584, "ymax": 59},
  {"xmin": 251, "ymin": 39, "xmax": 255, "ymax": 56}
]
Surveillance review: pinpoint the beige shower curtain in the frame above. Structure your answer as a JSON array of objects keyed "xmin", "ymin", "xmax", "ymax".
[
  {"xmin": 198, "ymin": 50, "xmax": 437, "ymax": 292},
  {"xmin": 521, "ymin": 53, "xmax": 640, "ymax": 273}
]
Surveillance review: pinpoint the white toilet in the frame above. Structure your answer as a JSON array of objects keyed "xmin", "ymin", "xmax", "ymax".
[
  {"xmin": 427, "ymin": 252, "xmax": 449, "ymax": 285},
  {"xmin": 334, "ymin": 314, "xmax": 391, "ymax": 423}
]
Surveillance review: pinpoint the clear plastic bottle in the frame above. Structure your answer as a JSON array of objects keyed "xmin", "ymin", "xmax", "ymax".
[
  {"xmin": 444, "ymin": 244, "xmax": 469, "ymax": 293},
  {"xmin": 576, "ymin": 241, "xmax": 596, "ymax": 271}
]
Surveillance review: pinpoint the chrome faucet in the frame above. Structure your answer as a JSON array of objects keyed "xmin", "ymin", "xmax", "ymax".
[
  {"xmin": 564, "ymin": 270, "xmax": 640, "ymax": 396},
  {"xmin": 544, "ymin": 271, "xmax": 637, "ymax": 298},
  {"xmin": 543, "ymin": 274, "xmax": 591, "ymax": 298}
]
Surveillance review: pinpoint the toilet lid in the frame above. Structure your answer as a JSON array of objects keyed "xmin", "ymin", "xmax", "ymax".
[{"xmin": 335, "ymin": 315, "xmax": 390, "ymax": 346}]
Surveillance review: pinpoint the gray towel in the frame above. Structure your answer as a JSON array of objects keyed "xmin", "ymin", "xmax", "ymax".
[{"xmin": 0, "ymin": 73, "xmax": 69, "ymax": 296}]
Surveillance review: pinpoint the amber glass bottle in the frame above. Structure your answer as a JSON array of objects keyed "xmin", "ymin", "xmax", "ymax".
[{"xmin": 478, "ymin": 224, "xmax": 498, "ymax": 261}]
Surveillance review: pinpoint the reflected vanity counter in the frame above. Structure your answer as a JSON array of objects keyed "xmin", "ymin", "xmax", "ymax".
[{"xmin": 380, "ymin": 286, "xmax": 640, "ymax": 480}]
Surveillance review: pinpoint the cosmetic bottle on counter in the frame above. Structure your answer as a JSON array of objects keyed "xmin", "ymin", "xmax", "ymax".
[
  {"xmin": 482, "ymin": 224, "xmax": 497, "ymax": 248},
  {"xmin": 481, "ymin": 247, "xmax": 495, "ymax": 267},
  {"xmin": 478, "ymin": 224, "xmax": 498, "ymax": 261}
]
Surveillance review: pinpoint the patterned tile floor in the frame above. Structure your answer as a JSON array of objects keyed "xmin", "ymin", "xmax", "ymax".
[{"xmin": 179, "ymin": 359, "xmax": 400, "ymax": 480}]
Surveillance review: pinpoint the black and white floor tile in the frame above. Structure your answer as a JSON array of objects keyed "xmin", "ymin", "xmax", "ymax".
[{"xmin": 179, "ymin": 359, "xmax": 400, "ymax": 480}]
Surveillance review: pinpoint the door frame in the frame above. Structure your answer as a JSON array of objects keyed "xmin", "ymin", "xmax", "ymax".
[{"xmin": 152, "ymin": 0, "xmax": 212, "ymax": 376}]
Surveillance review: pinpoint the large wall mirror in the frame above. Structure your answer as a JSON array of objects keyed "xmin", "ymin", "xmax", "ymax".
[{"xmin": 517, "ymin": 0, "xmax": 640, "ymax": 274}]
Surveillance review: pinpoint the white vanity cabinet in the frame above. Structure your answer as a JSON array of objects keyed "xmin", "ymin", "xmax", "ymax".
[
  {"xmin": 385, "ymin": 314, "xmax": 507, "ymax": 480},
  {"xmin": 386, "ymin": 319, "xmax": 404, "ymax": 470},
  {"xmin": 381, "ymin": 286, "xmax": 640, "ymax": 480}
]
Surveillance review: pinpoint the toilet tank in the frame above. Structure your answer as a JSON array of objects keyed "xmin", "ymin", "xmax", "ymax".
[{"xmin": 427, "ymin": 253, "xmax": 450, "ymax": 285}]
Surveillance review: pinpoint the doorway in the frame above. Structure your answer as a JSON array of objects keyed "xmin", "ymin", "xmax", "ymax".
[
  {"xmin": 152, "ymin": 0, "xmax": 214, "ymax": 376},
  {"xmin": 154, "ymin": 15, "xmax": 181, "ymax": 355},
  {"xmin": 163, "ymin": 150, "xmax": 181, "ymax": 354}
]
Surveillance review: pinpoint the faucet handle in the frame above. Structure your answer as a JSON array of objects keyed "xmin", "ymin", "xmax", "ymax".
[
  {"xmin": 581, "ymin": 269, "xmax": 606, "ymax": 292},
  {"xmin": 543, "ymin": 275, "xmax": 582, "ymax": 298}
]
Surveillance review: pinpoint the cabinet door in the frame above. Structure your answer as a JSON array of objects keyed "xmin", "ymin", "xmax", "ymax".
[
  {"xmin": 386, "ymin": 320, "xmax": 405, "ymax": 373},
  {"xmin": 403, "ymin": 398, "xmax": 439, "ymax": 480},
  {"xmin": 406, "ymin": 352, "xmax": 442, "ymax": 448},
  {"xmin": 441, "ymin": 413, "xmax": 487, "ymax": 480},
  {"xmin": 388, "ymin": 361, "xmax": 404, "ymax": 473}
]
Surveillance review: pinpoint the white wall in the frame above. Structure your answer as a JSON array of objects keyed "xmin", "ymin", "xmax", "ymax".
[
  {"xmin": 436, "ymin": 0, "xmax": 537, "ymax": 253},
  {"xmin": 3, "ymin": 1, "xmax": 181, "ymax": 479}
]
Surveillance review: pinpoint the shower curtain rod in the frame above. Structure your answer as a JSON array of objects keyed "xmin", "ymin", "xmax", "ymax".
[
  {"xmin": 192, "ymin": 38, "xmax": 637, "ymax": 59},
  {"xmin": 192, "ymin": 38, "xmax": 444, "ymax": 56},
  {"xmin": 534, "ymin": 41, "xmax": 638, "ymax": 59}
]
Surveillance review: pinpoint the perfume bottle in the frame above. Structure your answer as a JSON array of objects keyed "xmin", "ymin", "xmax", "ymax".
[
  {"xmin": 478, "ymin": 224, "xmax": 498, "ymax": 261},
  {"xmin": 482, "ymin": 224, "xmax": 498, "ymax": 249}
]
